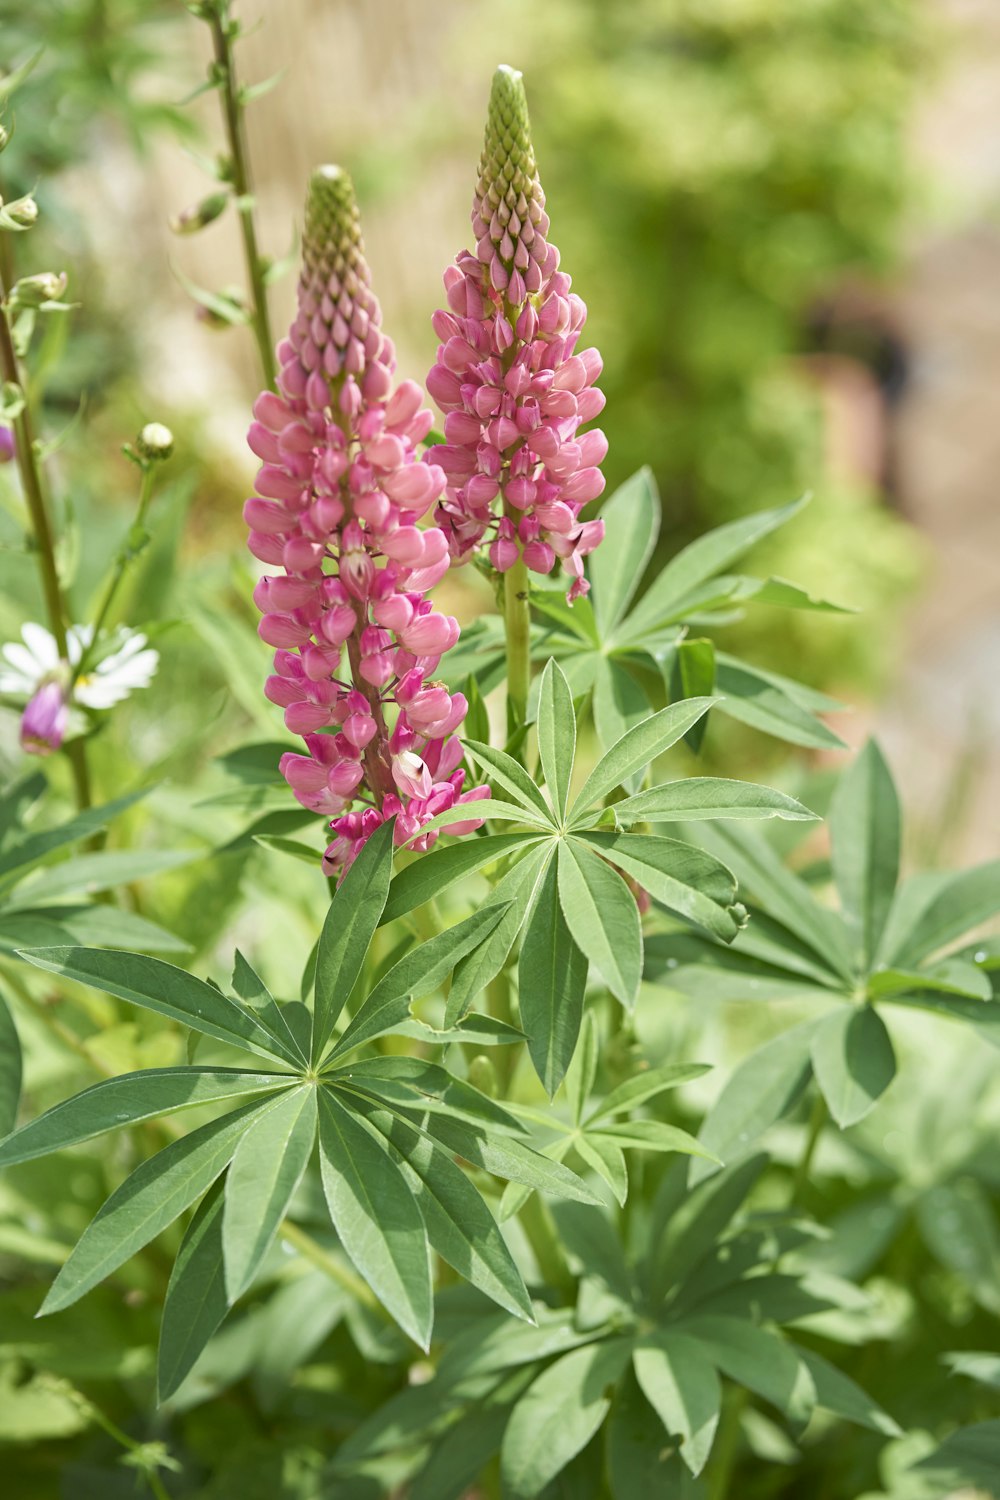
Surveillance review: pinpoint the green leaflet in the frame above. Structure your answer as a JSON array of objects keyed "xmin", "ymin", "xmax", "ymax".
[
  {"xmin": 317, "ymin": 1090, "xmax": 433, "ymax": 1349},
  {"xmin": 0, "ymin": 1067, "xmax": 295, "ymax": 1167},
  {"xmin": 633, "ymin": 1332, "xmax": 721, "ymax": 1475},
  {"xmin": 557, "ymin": 839, "xmax": 641, "ymax": 1008},
  {"xmin": 311, "ymin": 818, "xmax": 394, "ymax": 1061},
  {"xmin": 535, "ymin": 658, "xmax": 576, "ymax": 819},
  {"xmin": 518, "ymin": 854, "xmax": 588, "ymax": 1094},
  {"xmin": 0, "ymin": 989, "xmax": 21, "ymax": 1138},
  {"xmin": 501, "ymin": 1339, "xmax": 633, "ymax": 1499},
  {"xmin": 829, "ymin": 739, "xmax": 900, "ymax": 969},
  {"xmin": 41, "ymin": 1096, "xmax": 284, "ymax": 1315},
  {"xmin": 222, "ymin": 1084, "xmax": 317, "ymax": 1299},
  {"xmin": 158, "ymin": 1179, "xmax": 228, "ymax": 1402}
]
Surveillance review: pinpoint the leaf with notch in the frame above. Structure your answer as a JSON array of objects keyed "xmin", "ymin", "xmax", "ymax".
[
  {"xmin": 579, "ymin": 831, "xmax": 741, "ymax": 942},
  {"xmin": 633, "ymin": 1332, "xmax": 721, "ymax": 1476},
  {"xmin": 811, "ymin": 1005, "xmax": 896, "ymax": 1128}
]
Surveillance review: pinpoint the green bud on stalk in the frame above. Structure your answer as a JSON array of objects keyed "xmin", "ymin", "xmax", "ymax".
[
  {"xmin": 170, "ymin": 191, "xmax": 229, "ymax": 235},
  {"xmin": 135, "ymin": 423, "xmax": 174, "ymax": 462}
]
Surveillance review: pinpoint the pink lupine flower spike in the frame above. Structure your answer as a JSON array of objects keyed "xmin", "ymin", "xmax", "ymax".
[
  {"xmin": 427, "ymin": 64, "xmax": 607, "ymax": 603},
  {"xmin": 245, "ymin": 166, "xmax": 489, "ymax": 877}
]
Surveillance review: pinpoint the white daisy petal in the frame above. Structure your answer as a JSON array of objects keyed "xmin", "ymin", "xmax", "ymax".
[
  {"xmin": 20, "ymin": 623, "xmax": 59, "ymax": 672},
  {"xmin": 1, "ymin": 643, "xmax": 43, "ymax": 683},
  {"xmin": 66, "ymin": 624, "xmax": 93, "ymax": 665}
]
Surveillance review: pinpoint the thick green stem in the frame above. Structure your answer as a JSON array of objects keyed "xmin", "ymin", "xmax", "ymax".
[
  {"xmin": 502, "ymin": 539, "xmax": 531, "ymax": 745},
  {"xmin": 707, "ymin": 1387, "xmax": 748, "ymax": 1500},
  {"xmin": 208, "ymin": 6, "xmax": 276, "ymax": 389},
  {"xmin": 0, "ymin": 275, "xmax": 91, "ymax": 810}
]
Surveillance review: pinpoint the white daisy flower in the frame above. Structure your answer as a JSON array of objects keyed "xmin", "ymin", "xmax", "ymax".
[{"xmin": 0, "ymin": 622, "xmax": 159, "ymax": 709}]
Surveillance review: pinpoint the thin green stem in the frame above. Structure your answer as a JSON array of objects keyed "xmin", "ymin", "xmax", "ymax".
[
  {"xmin": 207, "ymin": 5, "xmax": 276, "ymax": 389},
  {"xmin": 0, "ymin": 273, "xmax": 91, "ymax": 809},
  {"xmin": 787, "ymin": 1089, "xmax": 827, "ymax": 1210},
  {"xmin": 71, "ymin": 462, "xmax": 156, "ymax": 684},
  {"xmin": 517, "ymin": 1192, "xmax": 574, "ymax": 1299},
  {"xmin": 278, "ymin": 1218, "xmax": 383, "ymax": 1312}
]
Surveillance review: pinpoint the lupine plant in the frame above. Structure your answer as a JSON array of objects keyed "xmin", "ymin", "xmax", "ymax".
[{"xmin": 0, "ymin": 24, "xmax": 998, "ymax": 1500}]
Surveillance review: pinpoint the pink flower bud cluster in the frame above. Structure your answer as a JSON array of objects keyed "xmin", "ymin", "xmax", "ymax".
[
  {"xmin": 426, "ymin": 65, "xmax": 607, "ymax": 603},
  {"xmin": 245, "ymin": 166, "xmax": 489, "ymax": 876}
]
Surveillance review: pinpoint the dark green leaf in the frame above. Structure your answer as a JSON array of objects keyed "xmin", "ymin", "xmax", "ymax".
[
  {"xmin": 158, "ymin": 1179, "xmax": 228, "ymax": 1402},
  {"xmin": 350, "ymin": 1099, "xmax": 533, "ymax": 1321},
  {"xmin": 380, "ymin": 832, "xmax": 540, "ymax": 925},
  {"xmin": 19, "ymin": 947, "xmax": 296, "ymax": 1065},
  {"xmin": 329, "ymin": 902, "xmax": 512, "ymax": 1059},
  {"xmin": 0, "ymin": 1067, "xmax": 295, "ymax": 1168},
  {"xmin": 677, "ymin": 1315, "xmax": 815, "ymax": 1423},
  {"xmin": 519, "ymin": 855, "xmax": 588, "ymax": 1095},
  {"xmin": 536, "ymin": 658, "xmax": 577, "ymax": 819},
  {"xmin": 312, "ymin": 820, "xmax": 394, "ymax": 1061},
  {"xmin": 41, "ymin": 1098, "xmax": 279, "ymax": 1315},
  {"xmin": 829, "ymin": 740, "xmax": 900, "ymax": 969},
  {"xmin": 445, "ymin": 848, "xmax": 550, "ymax": 1025},
  {"xmin": 317, "ymin": 1089, "xmax": 432, "ymax": 1347},
  {"xmin": 793, "ymin": 1346, "xmax": 900, "ymax": 1436},
  {"xmin": 230, "ymin": 950, "xmax": 305, "ymax": 1063},
  {"xmin": 223, "ymin": 1085, "xmax": 317, "ymax": 1299}
]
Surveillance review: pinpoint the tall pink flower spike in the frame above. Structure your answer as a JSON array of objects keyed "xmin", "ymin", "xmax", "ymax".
[
  {"xmin": 245, "ymin": 166, "xmax": 489, "ymax": 877},
  {"xmin": 427, "ymin": 64, "xmax": 607, "ymax": 603}
]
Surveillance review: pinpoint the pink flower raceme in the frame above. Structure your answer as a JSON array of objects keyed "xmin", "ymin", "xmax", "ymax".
[
  {"xmin": 245, "ymin": 166, "xmax": 489, "ymax": 876},
  {"xmin": 427, "ymin": 65, "xmax": 607, "ymax": 603}
]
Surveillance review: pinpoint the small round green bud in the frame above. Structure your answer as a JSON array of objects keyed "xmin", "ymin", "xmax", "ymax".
[
  {"xmin": 169, "ymin": 191, "xmax": 229, "ymax": 236},
  {"xmin": 136, "ymin": 422, "xmax": 174, "ymax": 461}
]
